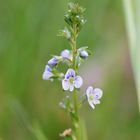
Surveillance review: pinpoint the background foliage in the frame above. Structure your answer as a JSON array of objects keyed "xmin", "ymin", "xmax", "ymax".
[{"xmin": 0, "ymin": 0, "xmax": 140, "ymax": 140}]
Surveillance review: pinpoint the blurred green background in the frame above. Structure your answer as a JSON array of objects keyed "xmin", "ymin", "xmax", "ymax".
[{"xmin": 0, "ymin": 0, "xmax": 140, "ymax": 140}]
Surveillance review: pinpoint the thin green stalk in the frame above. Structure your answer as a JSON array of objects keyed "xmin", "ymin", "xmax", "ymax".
[
  {"xmin": 72, "ymin": 23, "xmax": 78, "ymax": 114},
  {"xmin": 72, "ymin": 24, "xmax": 78, "ymax": 71},
  {"xmin": 72, "ymin": 90, "xmax": 81, "ymax": 140},
  {"xmin": 73, "ymin": 90, "xmax": 78, "ymax": 115},
  {"xmin": 71, "ymin": 23, "xmax": 81, "ymax": 140}
]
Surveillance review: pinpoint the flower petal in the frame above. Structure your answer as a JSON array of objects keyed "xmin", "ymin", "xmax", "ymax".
[
  {"xmin": 93, "ymin": 88, "xmax": 103, "ymax": 99},
  {"xmin": 42, "ymin": 71, "xmax": 53, "ymax": 80},
  {"xmin": 86, "ymin": 86, "xmax": 94, "ymax": 97},
  {"xmin": 48, "ymin": 57, "xmax": 58, "ymax": 66},
  {"xmin": 45, "ymin": 65, "xmax": 52, "ymax": 72},
  {"xmin": 62, "ymin": 79, "xmax": 70, "ymax": 90},
  {"xmin": 65, "ymin": 69, "xmax": 75, "ymax": 79},
  {"xmin": 88, "ymin": 101, "xmax": 95, "ymax": 109},
  {"xmin": 74, "ymin": 76, "xmax": 83, "ymax": 88},
  {"xmin": 93, "ymin": 99, "xmax": 100, "ymax": 105},
  {"xmin": 80, "ymin": 50, "xmax": 88, "ymax": 58},
  {"xmin": 61, "ymin": 49, "xmax": 71, "ymax": 59},
  {"xmin": 69, "ymin": 84, "xmax": 74, "ymax": 92}
]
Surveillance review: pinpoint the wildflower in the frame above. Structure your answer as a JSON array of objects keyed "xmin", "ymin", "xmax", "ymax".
[
  {"xmin": 62, "ymin": 69, "xmax": 83, "ymax": 92},
  {"xmin": 61, "ymin": 49, "xmax": 72, "ymax": 59},
  {"xmin": 86, "ymin": 86, "xmax": 103, "ymax": 109},
  {"xmin": 48, "ymin": 57, "xmax": 58, "ymax": 66},
  {"xmin": 80, "ymin": 50, "xmax": 88, "ymax": 58},
  {"xmin": 42, "ymin": 65, "xmax": 53, "ymax": 80}
]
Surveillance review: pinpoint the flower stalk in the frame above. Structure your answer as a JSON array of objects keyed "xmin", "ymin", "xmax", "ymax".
[
  {"xmin": 42, "ymin": 2, "xmax": 103, "ymax": 140},
  {"xmin": 71, "ymin": 21, "xmax": 81, "ymax": 140}
]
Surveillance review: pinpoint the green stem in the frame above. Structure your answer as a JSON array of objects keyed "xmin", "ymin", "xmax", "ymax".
[
  {"xmin": 72, "ymin": 90, "xmax": 81, "ymax": 140},
  {"xmin": 72, "ymin": 24, "xmax": 77, "ymax": 71},
  {"xmin": 73, "ymin": 90, "xmax": 78, "ymax": 114},
  {"xmin": 71, "ymin": 23, "xmax": 81, "ymax": 140}
]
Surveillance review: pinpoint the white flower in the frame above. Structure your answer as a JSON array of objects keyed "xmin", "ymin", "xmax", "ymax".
[
  {"xmin": 62, "ymin": 69, "xmax": 83, "ymax": 92},
  {"xmin": 42, "ymin": 65, "xmax": 53, "ymax": 80},
  {"xmin": 86, "ymin": 86, "xmax": 103, "ymax": 109}
]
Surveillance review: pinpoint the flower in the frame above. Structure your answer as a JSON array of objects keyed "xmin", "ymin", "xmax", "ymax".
[
  {"xmin": 80, "ymin": 50, "xmax": 88, "ymax": 58},
  {"xmin": 86, "ymin": 86, "xmax": 103, "ymax": 109},
  {"xmin": 48, "ymin": 57, "xmax": 58, "ymax": 66},
  {"xmin": 62, "ymin": 69, "xmax": 83, "ymax": 92},
  {"xmin": 61, "ymin": 49, "xmax": 72, "ymax": 59},
  {"xmin": 42, "ymin": 65, "xmax": 53, "ymax": 80}
]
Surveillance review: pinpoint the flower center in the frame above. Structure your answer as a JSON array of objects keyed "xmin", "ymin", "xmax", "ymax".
[
  {"xmin": 89, "ymin": 95, "xmax": 94, "ymax": 101},
  {"xmin": 69, "ymin": 77, "xmax": 74, "ymax": 84}
]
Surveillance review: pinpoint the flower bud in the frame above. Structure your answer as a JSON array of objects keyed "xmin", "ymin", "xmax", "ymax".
[
  {"xmin": 80, "ymin": 50, "xmax": 88, "ymax": 58},
  {"xmin": 42, "ymin": 65, "xmax": 53, "ymax": 80},
  {"xmin": 61, "ymin": 49, "xmax": 71, "ymax": 59},
  {"xmin": 48, "ymin": 57, "xmax": 58, "ymax": 66}
]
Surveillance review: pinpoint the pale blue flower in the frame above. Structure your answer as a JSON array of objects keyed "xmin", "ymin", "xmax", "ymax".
[
  {"xmin": 62, "ymin": 69, "xmax": 83, "ymax": 92},
  {"xmin": 42, "ymin": 65, "xmax": 53, "ymax": 80},
  {"xmin": 80, "ymin": 50, "xmax": 88, "ymax": 58},
  {"xmin": 61, "ymin": 49, "xmax": 72, "ymax": 59},
  {"xmin": 86, "ymin": 86, "xmax": 103, "ymax": 109},
  {"xmin": 48, "ymin": 57, "xmax": 58, "ymax": 66}
]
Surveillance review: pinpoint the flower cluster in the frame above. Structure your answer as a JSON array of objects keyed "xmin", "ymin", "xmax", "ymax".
[
  {"xmin": 42, "ymin": 48, "xmax": 102, "ymax": 110},
  {"xmin": 42, "ymin": 47, "xmax": 89, "ymax": 78},
  {"xmin": 42, "ymin": 2, "xmax": 103, "ymax": 111},
  {"xmin": 64, "ymin": 2, "xmax": 86, "ymax": 33},
  {"xmin": 42, "ymin": 2, "xmax": 104, "ymax": 140}
]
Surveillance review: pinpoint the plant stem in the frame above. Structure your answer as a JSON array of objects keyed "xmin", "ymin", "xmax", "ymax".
[
  {"xmin": 72, "ymin": 90, "xmax": 81, "ymax": 140},
  {"xmin": 73, "ymin": 90, "xmax": 78, "ymax": 114},
  {"xmin": 72, "ymin": 24, "xmax": 77, "ymax": 71},
  {"xmin": 71, "ymin": 23, "xmax": 81, "ymax": 140}
]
